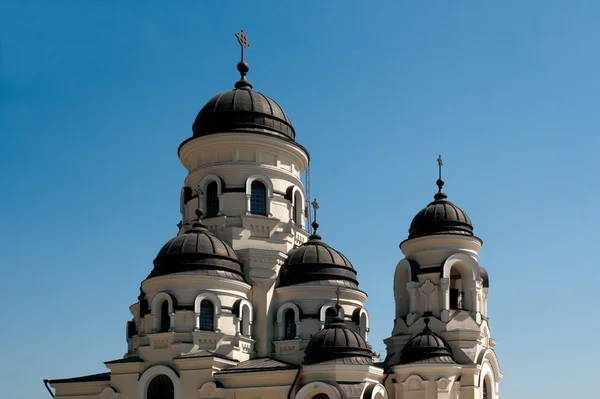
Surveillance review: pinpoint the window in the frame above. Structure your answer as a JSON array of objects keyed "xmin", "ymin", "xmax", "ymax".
[
  {"xmin": 284, "ymin": 309, "xmax": 296, "ymax": 339},
  {"xmin": 324, "ymin": 308, "xmax": 337, "ymax": 328},
  {"xmin": 293, "ymin": 191, "xmax": 303, "ymax": 226},
  {"xmin": 205, "ymin": 182, "xmax": 219, "ymax": 218},
  {"xmin": 159, "ymin": 301, "xmax": 170, "ymax": 332},
  {"xmin": 199, "ymin": 300, "xmax": 214, "ymax": 331},
  {"xmin": 449, "ymin": 288, "xmax": 464, "ymax": 310},
  {"xmin": 250, "ymin": 181, "xmax": 267, "ymax": 215},
  {"xmin": 147, "ymin": 374, "xmax": 174, "ymax": 399}
]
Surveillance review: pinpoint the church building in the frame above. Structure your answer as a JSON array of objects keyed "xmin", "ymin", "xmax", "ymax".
[{"xmin": 44, "ymin": 32, "xmax": 502, "ymax": 399}]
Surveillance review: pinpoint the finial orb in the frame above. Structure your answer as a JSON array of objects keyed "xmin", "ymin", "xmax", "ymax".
[
  {"xmin": 312, "ymin": 221, "xmax": 320, "ymax": 231},
  {"xmin": 195, "ymin": 209, "xmax": 203, "ymax": 219},
  {"xmin": 237, "ymin": 61, "xmax": 250, "ymax": 74}
]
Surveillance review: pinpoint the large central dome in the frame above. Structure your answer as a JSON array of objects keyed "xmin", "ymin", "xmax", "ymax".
[{"xmin": 191, "ymin": 61, "xmax": 296, "ymax": 141}]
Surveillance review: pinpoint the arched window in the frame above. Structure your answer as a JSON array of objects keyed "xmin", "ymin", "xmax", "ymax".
[
  {"xmin": 324, "ymin": 308, "xmax": 337, "ymax": 328},
  {"xmin": 293, "ymin": 191, "xmax": 303, "ymax": 226},
  {"xmin": 241, "ymin": 305, "xmax": 251, "ymax": 337},
  {"xmin": 284, "ymin": 309, "xmax": 296, "ymax": 339},
  {"xmin": 205, "ymin": 181, "xmax": 219, "ymax": 218},
  {"xmin": 159, "ymin": 301, "xmax": 170, "ymax": 332},
  {"xmin": 199, "ymin": 300, "xmax": 214, "ymax": 331},
  {"xmin": 147, "ymin": 374, "xmax": 174, "ymax": 399},
  {"xmin": 312, "ymin": 395, "xmax": 329, "ymax": 399},
  {"xmin": 250, "ymin": 181, "xmax": 267, "ymax": 215}
]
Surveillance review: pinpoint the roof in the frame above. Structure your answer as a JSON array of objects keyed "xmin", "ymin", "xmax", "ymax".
[
  {"xmin": 46, "ymin": 372, "xmax": 111, "ymax": 385},
  {"xmin": 148, "ymin": 219, "xmax": 244, "ymax": 281},
  {"xmin": 215, "ymin": 357, "xmax": 299, "ymax": 374},
  {"xmin": 278, "ymin": 229, "xmax": 358, "ymax": 289},
  {"xmin": 408, "ymin": 180, "xmax": 474, "ymax": 240},
  {"xmin": 104, "ymin": 356, "xmax": 142, "ymax": 364}
]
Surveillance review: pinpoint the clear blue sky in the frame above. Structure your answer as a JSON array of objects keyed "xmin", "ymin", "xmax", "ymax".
[{"xmin": 1, "ymin": 1, "xmax": 599, "ymax": 398}]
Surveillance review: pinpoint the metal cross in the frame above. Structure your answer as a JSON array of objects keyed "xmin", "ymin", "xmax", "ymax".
[
  {"xmin": 437, "ymin": 154, "xmax": 443, "ymax": 180},
  {"xmin": 311, "ymin": 198, "xmax": 319, "ymax": 222},
  {"xmin": 335, "ymin": 287, "xmax": 341, "ymax": 305},
  {"xmin": 235, "ymin": 30, "xmax": 250, "ymax": 61}
]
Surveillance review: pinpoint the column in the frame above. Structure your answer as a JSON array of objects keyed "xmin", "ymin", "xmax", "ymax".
[{"xmin": 440, "ymin": 277, "xmax": 450, "ymax": 322}]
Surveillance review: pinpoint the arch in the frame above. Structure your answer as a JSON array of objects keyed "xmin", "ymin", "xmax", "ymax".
[
  {"xmin": 136, "ymin": 365, "xmax": 181, "ymax": 399},
  {"xmin": 150, "ymin": 293, "xmax": 175, "ymax": 333},
  {"xmin": 476, "ymin": 349, "xmax": 503, "ymax": 382},
  {"xmin": 442, "ymin": 254, "xmax": 481, "ymax": 313},
  {"xmin": 194, "ymin": 293, "xmax": 222, "ymax": 332},
  {"xmin": 295, "ymin": 382, "xmax": 341, "ymax": 399},
  {"xmin": 352, "ymin": 307, "xmax": 370, "ymax": 341},
  {"xmin": 436, "ymin": 377, "xmax": 451, "ymax": 392},
  {"xmin": 482, "ymin": 374, "xmax": 491, "ymax": 399},
  {"xmin": 289, "ymin": 186, "xmax": 305, "ymax": 227},
  {"xmin": 362, "ymin": 383, "xmax": 388, "ymax": 399},
  {"xmin": 100, "ymin": 387, "xmax": 119, "ymax": 399},
  {"xmin": 403, "ymin": 375, "xmax": 424, "ymax": 391},
  {"xmin": 245, "ymin": 174, "xmax": 273, "ymax": 216},
  {"xmin": 277, "ymin": 302, "xmax": 302, "ymax": 339},
  {"xmin": 319, "ymin": 302, "xmax": 345, "ymax": 329},
  {"xmin": 198, "ymin": 174, "xmax": 224, "ymax": 217},
  {"xmin": 232, "ymin": 298, "xmax": 254, "ymax": 337},
  {"xmin": 394, "ymin": 259, "xmax": 417, "ymax": 319}
]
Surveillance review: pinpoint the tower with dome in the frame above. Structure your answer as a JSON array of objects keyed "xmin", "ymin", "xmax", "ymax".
[{"xmin": 45, "ymin": 32, "xmax": 501, "ymax": 399}]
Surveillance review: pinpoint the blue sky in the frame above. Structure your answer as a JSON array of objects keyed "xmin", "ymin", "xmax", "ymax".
[{"xmin": 1, "ymin": 1, "xmax": 599, "ymax": 398}]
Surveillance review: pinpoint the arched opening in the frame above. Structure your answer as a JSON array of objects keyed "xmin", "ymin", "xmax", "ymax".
[
  {"xmin": 312, "ymin": 395, "xmax": 329, "ymax": 399},
  {"xmin": 199, "ymin": 300, "xmax": 214, "ymax": 331},
  {"xmin": 241, "ymin": 304, "xmax": 251, "ymax": 337},
  {"xmin": 147, "ymin": 374, "xmax": 174, "ymax": 399},
  {"xmin": 482, "ymin": 375, "xmax": 491, "ymax": 399},
  {"xmin": 250, "ymin": 181, "xmax": 267, "ymax": 215},
  {"xmin": 284, "ymin": 309, "xmax": 296, "ymax": 339},
  {"xmin": 159, "ymin": 301, "xmax": 170, "ymax": 332},
  {"xmin": 205, "ymin": 181, "xmax": 219, "ymax": 218},
  {"xmin": 324, "ymin": 308, "xmax": 337, "ymax": 328},
  {"xmin": 449, "ymin": 263, "xmax": 472, "ymax": 311},
  {"xmin": 394, "ymin": 267, "xmax": 410, "ymax": 318},
  {"xmin": 359, "ymin": 311, "xmax": 368, "ymax": 340},
  {"xmin": 293, "ymin": 190, "xmax": 303, "ymax": 226}
]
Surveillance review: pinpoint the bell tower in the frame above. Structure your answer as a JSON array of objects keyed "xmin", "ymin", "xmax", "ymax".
[
  {"xmin": 176, "ymin": 31, "xmax": 311, "ymax": 357},
  {"xmin": 383, "ymin": 157, "xmax": 502, "ymax": 399}
]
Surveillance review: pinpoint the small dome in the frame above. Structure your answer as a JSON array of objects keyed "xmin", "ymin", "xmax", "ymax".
[
  {"xmin": 148, "ymin": 219, "xmax": 244, "ymax": 281},
  {"xmin": 192, "ymin": 86, "xmax": 295, "ymax": 141},
  {"xmin": 304, "ymin": 309, "xmax": 373, "ymax": 365},
  {"xmin": 400, "ymin": 318, "xmax": 456, "ymax": 364},
  {"xmin": 278, "ymin": 231, "xmax": 358, "ymax": 289},
  {"xmin": 408, "ymin": 179, "xmax": 474, "ymax": 240}
]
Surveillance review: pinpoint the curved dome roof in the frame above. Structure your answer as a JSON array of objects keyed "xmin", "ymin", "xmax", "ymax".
[
  {"xmin": 408, "ymin": 179, "xmax": 474, "ymax": 240},
  {"xmin": 191, "ymin": 61, "xmax": 295, "ymax": 141},
  {"xmin": 400, "ymin": 318, "xmax": 456, "ymax": 364},
  {"xmin": 148, "ymin": 212, "xmax": 244, "ymax": 281},
  {"xmin": 303, "ymin": 307, "xmax": 373, "ymax": 365},
  {"xmin": 278, "ymin": 226, "xmax": 358, "ymax": 289}
]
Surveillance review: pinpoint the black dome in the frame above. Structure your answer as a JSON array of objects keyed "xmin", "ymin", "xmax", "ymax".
[
  {"xmin": 148, "ymin": 220, "xmax": 244, "ymax": 281},
  {"xmin": 408, "ymin": 179, "xmax": 474, "ymax": 240},
  {"xmin": 304, "ymin": 311, "xmax": 373, "ymax": 365},
  {"xmin": 278, "ymin": 232, "xmax": 358, "ymax": 289},
  {"xmin": 192, "ymin": 87, "xmax": 295, "ymax": 141},
  {"xmin": 400, "ymin": 318, "xmax": 456, "ymax": 364}
]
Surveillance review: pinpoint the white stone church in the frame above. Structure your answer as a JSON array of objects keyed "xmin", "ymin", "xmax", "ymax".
[{"xmin": 45, "ymin": 33, "xmax": 502, "ymax": 399}]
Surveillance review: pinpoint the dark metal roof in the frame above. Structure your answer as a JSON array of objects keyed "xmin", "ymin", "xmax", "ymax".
[
  {"xmin": 399, "ymin": 318, "xmax": 456, "ymax": 365},
  {"xmin": 303, "ymin": 315, "xmax": 373, "ymax": 366},
  {"xmin": 408, "ymin": 180, "xmax": 474, "ymax": 240},
  {"xmin": 46, "ymin": 372, "xmax": 111, "ymax": 385},
  {"xmin": 148, "ymin": 220, "xmax": 244, "ymax": 281},
  {"xmin": 215, "ymin": 357, "xmax": 299, "ymax": 374},
  {"xmin": 104, "ymin": 356, "xmax": 142, "ymax": 364},
  {"xmin": 192, "ymin": 87, "xmax": 295, "ymax": 141},
  {"xmin": 278, "ymin": 233, "xmax": 358, "ymax": 289}
]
